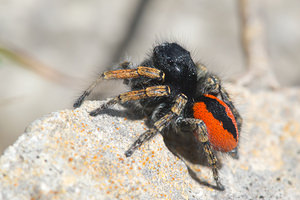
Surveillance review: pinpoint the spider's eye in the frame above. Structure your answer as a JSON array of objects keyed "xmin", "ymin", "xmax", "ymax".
[{"xmin": 167, "ymin": 59, "xmax": 174, "ymax": 65}]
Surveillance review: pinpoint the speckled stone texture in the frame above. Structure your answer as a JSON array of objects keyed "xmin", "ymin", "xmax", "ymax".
[{"xmin": 0, "ymin": 85, "xmax": 299, "ymax": 199}]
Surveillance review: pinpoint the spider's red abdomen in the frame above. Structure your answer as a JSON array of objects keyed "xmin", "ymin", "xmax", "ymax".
[{"xmin": 193, "ymin": 94, "xmax": 238, "ymax": 152}]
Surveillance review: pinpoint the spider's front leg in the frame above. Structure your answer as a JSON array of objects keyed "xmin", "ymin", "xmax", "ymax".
[
  {"xmin": 89, "ymin": 85, "xmax": 170, "ymax": 116},
  {"xmin": 176, "ymin": 118, "xmax": 225, "ymax": 191},
  {"xmin": 73, "ymin": 64, "xmax": 165, "ymax": 108},
  {"xmin": 125, "ymin": 93, "xmax": 188, "ymax": 157}
]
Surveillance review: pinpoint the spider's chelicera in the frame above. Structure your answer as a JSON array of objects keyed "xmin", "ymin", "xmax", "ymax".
[{"xmin": 74, "ymin": 42, "xmax": 242, "ymax": 190}]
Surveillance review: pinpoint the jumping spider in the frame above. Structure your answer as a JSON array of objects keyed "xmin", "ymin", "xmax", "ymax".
[{"xmin": 74, "ymin": 42, "xmax": 242, "ymax": 190}]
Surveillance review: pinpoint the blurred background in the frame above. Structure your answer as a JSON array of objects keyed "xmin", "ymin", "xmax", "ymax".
[{"xmin": 0, "ymin": 0, "xmax": 300, "ymax": 154}]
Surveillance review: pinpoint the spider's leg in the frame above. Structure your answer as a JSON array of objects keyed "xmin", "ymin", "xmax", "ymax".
[
  {"xmin": 73, "ymin": 65, "xmax": 165, "ymax": 108},
  {"xmin": 176, "ymin": 118, "xmax": 225, "ymax": 191},
  {"xmin": 125, "ymin": 93, "xmax": 188, "ymax": 157},
  {"xmin": 227, "ymin": 147, "xmax": 239, "ymax": 159},
  {"xmin": 124, "ymin": 123, "xmax": 162, "ymax": 157},
  {"xmin": 90, "ymin": 85, "xmax": 170, "ymax": 116}
]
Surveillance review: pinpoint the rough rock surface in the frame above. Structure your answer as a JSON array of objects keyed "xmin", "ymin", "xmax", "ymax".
[{"xmin": 0, "ymin": 86, "xmax": 299, "ymax": 199}]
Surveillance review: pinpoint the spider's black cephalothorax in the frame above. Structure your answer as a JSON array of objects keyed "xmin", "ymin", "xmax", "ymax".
[
  {"xmin": 153, "ymin": 43, "xmax": 197, "ymax": 98},
  {"xmin": 74, "ymin": 42, "xmax": 243, "ymax": 191}
]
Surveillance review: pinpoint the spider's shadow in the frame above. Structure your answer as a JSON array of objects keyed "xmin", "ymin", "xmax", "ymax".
[
  {"xmin": 162, "ymin": 129, "xmax": 224, "ymax": 191},
  {"xmin": 91, "ymin": 105, "xmax": 145, "ymax": 121},
  {"xmin": 94, "ymin": 105, "xmax": 224, "ymax": 191}
]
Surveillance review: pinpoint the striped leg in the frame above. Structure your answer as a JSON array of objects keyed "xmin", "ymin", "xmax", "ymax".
[
  {"xmin": 125, "ymin": 93, "xmax": 188, "ymax": 157},
  {"xmin": 73, "ymin": 64, "xmax": 165, "ymax": 108},
  {"xmin": 176, "ymin": 118, "xmax": 225, "ymax": 191},
  {"xmin": 89, "ymin": 85, "xmax": 170, "ymax": 116}
]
